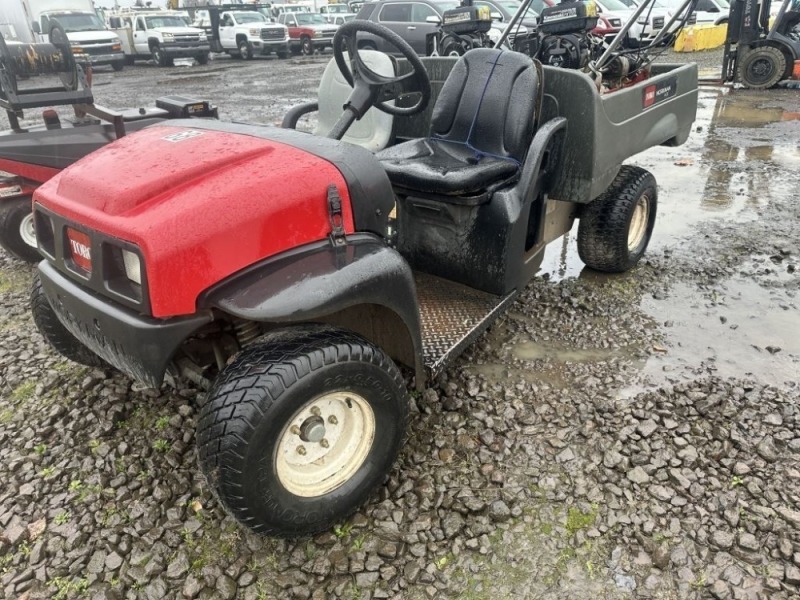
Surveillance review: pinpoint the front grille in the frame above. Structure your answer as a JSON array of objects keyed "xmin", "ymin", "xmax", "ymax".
[
  {"xmin": 652, "ymin": 16, "xmax": 665, "ymax": 28},
  {"xmin": 320, "ymin": 28, "xmax": 337, "ymax": 37},
  {"xmin": 84, "ymin": 45, "xmax": 117, "ymax": 56},
  {"xmin": 261, "ymin": 28, "xmax": 285, "ymax": 40},
  {"xmin": 81, "ymin": 39, "xmax": 113, "ymax": 45},
  {"xmin": 174, "ymin": 34, "xmax": 201, "ymax": 42}
]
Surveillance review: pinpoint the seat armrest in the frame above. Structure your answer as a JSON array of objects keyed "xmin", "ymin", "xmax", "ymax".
[
  {"xmin": 281, "ymin": 102, "xmax": 319, "ymax": 129},
  {"xmin": 520, "ymin": 117, "xmax": 567, "ymax": 203}
]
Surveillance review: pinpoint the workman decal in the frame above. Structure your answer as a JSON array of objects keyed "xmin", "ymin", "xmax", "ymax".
[
  {"xmin": 162, "ymin": 130, "xmax": 204, "ymax": 143},
  {"xmin": 643, "ymin": 77, "xmax": 677, "ymax": 109}
]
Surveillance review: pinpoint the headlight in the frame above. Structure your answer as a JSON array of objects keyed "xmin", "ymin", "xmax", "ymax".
[
  {"xmin": 122, "ymin": 250, "xmax": 142, "ymax": 285},
  {"xmin": 71, "ymin": 46, "xmax": 84, "ymax": 54},
  {"xmin": 198, "ymin": 33, "xmax": 207, "ymax": 40},
  {"xmin": 249, "ymin": 28, "xmax": 259, "ymax": 36},
  {"xmin": 637, "ymin": 17, "xmax": 649, "ymax": 24},
  {"xmin": 283, "ymin": 25, "xmax": 289, "ymax": 34},
  {"xmin": 112, "ymin": 43, "xmax": 121, "ymax": 51},
  {"xmin": 313, "ymin": 31, "xmax": 322, "ymax": 38},
  {"xmin": 162, "ymin": 32, "xmax": 175, "ymax": 41}
]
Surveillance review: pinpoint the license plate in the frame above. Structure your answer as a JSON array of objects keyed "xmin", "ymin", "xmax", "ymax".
[{"xmin": 66, "ymin": 227, "xmax": 92, "ymax": 274}]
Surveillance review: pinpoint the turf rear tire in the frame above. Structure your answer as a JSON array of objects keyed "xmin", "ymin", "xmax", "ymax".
[
  {"xmin": 197, "ymin": 326, "xmax": 408, "ymax": 537},
  {"xmin": 0, "ymin": 196, "xmax": 40, "ymax": 263},
  {"xmin": 31, "ymin": 274, "xmax": 108, "ymax": 368},
  {"xmin": 577, "ymin": 165, "xmax": 657, "ymax": 273}
]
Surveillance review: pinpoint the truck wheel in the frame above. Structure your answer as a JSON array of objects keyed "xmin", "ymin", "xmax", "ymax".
[
  {"xmin": 0, "ymin": 197, "xmax": 40, "ymax": 263},
  {"xmin": 238, "ymin": 40, "xmax": 254, "ymax": 60},
  {"xmin": 197, "ymin": 326, "xmax": 408, "ymax": 537},
  {"xmin": 737, "ymin": 46, "xmax": 786, "ymax": 89},
  {"xmin": 197, "ymin": 52, "xmax": 210, "ymax": 65},
  {"xmin": 577, "ymin": 165, "xmax": 657, "ymax": 273},
  {"xmin": 111, "ymin": 61, "xmax": 124, "ymax": 72},
  {"xmin": 277, "ymin": 50, "xmax": 289, "ymax": 59},
  {"xmin": 31, "ymin": 274, "xmax": 108, "ymax": 369},
  {"xmin": 301, "ymin": 35, "xmax": 313, "ymax": 55},
  {"xmin": 124, "ymin": 55, "xmax": 135, "ymax": 66},
  {"xmin": 151, "ymin": 44, "xmax": 169, "ymax": 67}
]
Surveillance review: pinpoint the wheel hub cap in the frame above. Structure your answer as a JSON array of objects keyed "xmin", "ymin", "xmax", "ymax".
[
  {"xmin": 20, "ymin": 213, "xmax": 37, "ymax": 248},
  {"xmin": 276, "ymin": 391, "xmax": 375, "ymax": 497},
  {"xmin": 628, "ymin": 195, "xmax": 649, "ymax": 251}
]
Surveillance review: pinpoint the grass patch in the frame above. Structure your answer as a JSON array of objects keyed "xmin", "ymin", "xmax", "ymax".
[
  {"xmin": 11, "ymin": 380, "xmax": 36, "ymax": 403},
  {"xmin": 565, "ymin": 504, "xmax": 598, "ymax": 536}
]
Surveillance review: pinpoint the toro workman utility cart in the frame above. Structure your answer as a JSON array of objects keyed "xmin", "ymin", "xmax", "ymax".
[
  {"xmin": 30, "ymin": 16, "xmax": 698, "ymax": 536},
  {"xmin": 0, "ymin": 27, "xmax": 217, "ymax": 263}
]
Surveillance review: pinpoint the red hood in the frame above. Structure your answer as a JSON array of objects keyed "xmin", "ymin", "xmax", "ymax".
[{"xmin": 35, "ymin": 125, "xmax": 355, "ymax": 317}]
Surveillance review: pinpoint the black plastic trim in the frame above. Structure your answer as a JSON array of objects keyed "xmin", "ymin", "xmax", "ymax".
[
  {"xmin": 38, "ymin": 261, "xmax": 213, "ymax": 388},
  {"xmin": 199, "ymin": 233, "xmax": 424, "ymax": 378}
]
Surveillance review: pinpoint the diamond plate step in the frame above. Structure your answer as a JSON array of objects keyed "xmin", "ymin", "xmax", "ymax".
[{"xmin": 415, "ymin": 272, "xmax": 517, "ymax": 378}]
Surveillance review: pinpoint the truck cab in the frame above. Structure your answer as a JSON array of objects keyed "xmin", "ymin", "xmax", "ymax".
[
  {"xmin": 34, "ymin": 10, "xmax": 125, "ymax": 70},
  {"xmin": 213, "ymin": 10, "xmax": 290, "ymax": 59}
]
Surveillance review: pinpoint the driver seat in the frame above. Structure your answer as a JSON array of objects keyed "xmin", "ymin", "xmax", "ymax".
[{"xmin": 376, "ymin": 48, "xmax": 539, "ymax": 203}]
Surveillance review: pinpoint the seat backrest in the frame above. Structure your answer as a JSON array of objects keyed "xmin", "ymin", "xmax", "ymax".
[
  {"xmin": 429, "ymin": 48, "xmax": 539, "ymax": 162},
  {"xmin": 315, "ymin": 51, "xmax": 396, "ymax": 152}
]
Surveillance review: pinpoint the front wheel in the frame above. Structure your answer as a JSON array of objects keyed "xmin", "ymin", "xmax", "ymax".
[
  {"xmin": 238, "ymin": 40, "xmax": 254, "ymax": 60},
  {"xmin": 0, "ymin": 196, "xmax": 40, "ymax": 263},
  {"xmin": 196, "ymin": 52, "xmax": 210, "ymax": 65},
  {"xmin": 151, "ymin": 44, "xmax": 169, "ymax": 67},
  {"xmin": 277, "ymin": 50, "xmax": 289, "ymax": 59},
  {"xmin": 31, "ymin": 275, "xmax": 108, "ymax": 368},
  {"xmin": 301, "ymin": 35, "xmax": 313, "ymax": 55},
  {"xmin": 577, "ymin": 165, "xmax": 657, "ymax": 273},
  {"xmin": 197, "ymin": 326, "xmax": 409, "ymax": 537},
  {"xmin": 111, "ymin": 61, "xmax": 124, "ymax": 72},
  {"xmin": 737, "ymin": 46, "xmax": 786, "ymax": 89}
]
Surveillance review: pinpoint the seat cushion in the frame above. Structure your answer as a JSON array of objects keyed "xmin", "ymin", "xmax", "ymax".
[{"xmin": 377, "ymin": 138, "xmax": 519, "ymax": 196}]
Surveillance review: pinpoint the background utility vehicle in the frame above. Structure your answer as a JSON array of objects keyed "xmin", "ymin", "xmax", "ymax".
[
  {"xmin": 30, "ymin": 17, "xmax": 697, "ymax": 536},
  {"xmin": 0, "ymin": 28, "xmax": 217, "ymax": 263},
  {"xmin": 108, "ymin": 9, "xmax": 210, "ymax": 66},
  {"xmin": 193, "ymin": 5, "xmax": 290, "ymax": 59}
]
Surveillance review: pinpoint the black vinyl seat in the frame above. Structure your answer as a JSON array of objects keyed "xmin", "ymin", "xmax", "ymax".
[{"xmin": 377, "ymin": 48, "xmax": 539, "ymax": 202}]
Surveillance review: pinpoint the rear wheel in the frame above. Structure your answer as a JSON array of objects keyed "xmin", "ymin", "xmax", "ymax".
[
  {"xmin": 0, "ymin": 196, "xmax": 40, "ymax": 263},
  {"xmin": 738, "ymin": 46, "xmax": 786, "ymax": 89},
  {"xmin": 197, "ymin": 326, "xmax": 408, "ymax": 537},
  {"xmin": 577, "ymin": 165, "xmax": 657, "ymax": 273},
  {"xmin": 31, "ymin": 275, "xmax": 108, "ymax": 368},
  {"xmin": 238, "ymin": 39, "xmax": 254, "ymax": 60},
  {"xmin": 301, "ymin": 35, "xmax": 314, "ymax": 55}
]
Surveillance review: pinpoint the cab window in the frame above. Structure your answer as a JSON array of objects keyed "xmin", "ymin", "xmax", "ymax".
[
  {"xmin": 379, "ymin": 3, "xmax": 412, "ymax": 21},
  {"xmin": 411, "ymin": 3, "xmax": 438, "ymax": 21}
]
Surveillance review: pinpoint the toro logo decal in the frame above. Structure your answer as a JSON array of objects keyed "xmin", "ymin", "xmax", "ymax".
[
  {"xmin": 161, "ymin": 130, "xmax": 204, "ymax": 143},
  {"xmin": 66, "ymin": 228, "xmax": 92, "ymax": 274},
  {"xmin": 643, "ymin": 77, "xmax": 677, "ymax": 109}
]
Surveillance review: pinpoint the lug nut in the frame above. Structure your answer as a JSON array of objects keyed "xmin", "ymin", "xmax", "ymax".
[
  {"xmin": 297, "ymin": 446, "xmax": 307, "ymax": 455},
  {"xmin": 328, "ymin": 415, "xmax": 338, "ymax": 425},
  {"xmin": 320, "ymin": 439, "xmax": 329, "ymax": 448},
  {"xmin": 290, "ymin": 425, "xmax": 301, "ymax": 435},
  {"xmin": 310, "ymin": 406, "xmax": 321, "ymax": 416}
]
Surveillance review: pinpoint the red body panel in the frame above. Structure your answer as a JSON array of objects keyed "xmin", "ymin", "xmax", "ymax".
[
  {"xmin": 0, "ymin": 158, "xmax": 61, "ymax": 186},
  {"xmin": 34, "ymin": 125, "xmax": 355, "ymax": 318}
]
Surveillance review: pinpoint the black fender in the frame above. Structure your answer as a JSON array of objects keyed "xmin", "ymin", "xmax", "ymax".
[{"xmin": 199, "ymin": 234, "xmax": 426, "ymax": 387}]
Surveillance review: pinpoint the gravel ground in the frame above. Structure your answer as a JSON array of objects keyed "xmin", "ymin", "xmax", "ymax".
[{"xmin": 1, "ymin": 48, "xmax": 799, "ymax": 600}]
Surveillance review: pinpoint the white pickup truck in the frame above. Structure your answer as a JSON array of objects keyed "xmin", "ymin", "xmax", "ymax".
[
  {"xmin": 197, "ymin": 9, "xmax": 290, "ymax": 59},
  {"xmin": 108, "ymin": 10, "xmax": 210, "ymax": 67}
]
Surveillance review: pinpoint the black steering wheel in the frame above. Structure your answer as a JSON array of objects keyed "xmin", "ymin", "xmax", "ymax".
[{"xmin": 333, "ymin": 20, "xmax": 432, "ymax": 118}]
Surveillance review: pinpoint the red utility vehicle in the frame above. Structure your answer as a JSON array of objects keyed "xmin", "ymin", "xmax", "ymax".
[
  {"xmin": 30, "ymin": 20, "xmax": 697, "ymax": 536},
  {"xmin": 276, "ymin": 12, "xmax": 339, "ymax": 54}
]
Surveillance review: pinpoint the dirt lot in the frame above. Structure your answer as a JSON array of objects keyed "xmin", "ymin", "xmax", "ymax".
[{"xmin": 0, "ymin": 50, "xmax": 799, "ymax": 600}]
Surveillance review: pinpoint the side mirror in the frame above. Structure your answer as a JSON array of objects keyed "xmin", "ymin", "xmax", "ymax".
[
  {"xmin": 490, "ymin": 12, "xmax": 503, "ymax": 21},
  {"xmin": 32, "ymin": 21, "xmax": 41, "ymax": 34},
  {"xmin": 426, "ymin": 15, "xmax": 441, "ymax": 24}
]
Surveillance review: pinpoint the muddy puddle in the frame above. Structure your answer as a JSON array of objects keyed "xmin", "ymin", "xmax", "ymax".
[{"xmin": 540, "ymin": 87, "xmax": 800, "ymax": 280}]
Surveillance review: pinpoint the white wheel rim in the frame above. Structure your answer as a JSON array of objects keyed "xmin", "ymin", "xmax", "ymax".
[
  {"xmin": 275, "ymin": 391, "xmax": 375, "ymax": 497},
  {"xmin": 20, "ymin": 212, "xmax": 37, "ymax": 248},
  {"xmin": 628, "ymin": 194, "xmax": 649, "ymax": 251}
]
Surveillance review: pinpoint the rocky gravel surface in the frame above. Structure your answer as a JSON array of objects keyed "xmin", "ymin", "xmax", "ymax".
[{"xmin": 1, "ymin": 52, "xmax": 799, "ymax": 599}]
